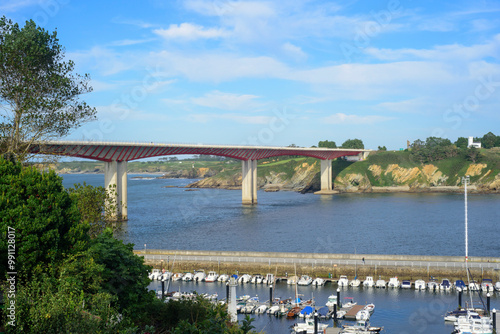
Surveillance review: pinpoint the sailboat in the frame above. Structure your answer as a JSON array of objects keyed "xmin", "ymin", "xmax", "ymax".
[{"xmin": 449, "ymin": 176, "xmax": 494, "ymax": 334}]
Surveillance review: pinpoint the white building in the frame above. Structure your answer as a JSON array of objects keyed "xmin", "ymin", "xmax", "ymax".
[{"xmin": 468, "ymin": 136, "xmax": 481, "ymax": 148}]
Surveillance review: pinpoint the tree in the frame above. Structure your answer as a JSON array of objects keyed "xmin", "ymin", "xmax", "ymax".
[
  {"xmin": 0, "ymin": 17, "xmax": 96, "ymax": 162},
  {"xmin": 341, "ymin": 138, "xmax": 364, "ymax": 149},
  {"xmin": 318, "ymin": 140, "xmax": 337, "ymax": 148},
  {"xmin": 464, "ymin": 147, "xmax": 481, "ymax": 163},
  {"xmin": 455, "ymin": 137, "xmax": 468, "ymax": 149},
  {"xmin": 0, "ymin": 158, "xmax": 88, "ymax": 280},
  {"xmin": 481, "ymin": 131, "xmax": 499, "ymax": 149},
  {"xmin": 377, "ymin": 146, "xmax": 387, "ymax": 151}
]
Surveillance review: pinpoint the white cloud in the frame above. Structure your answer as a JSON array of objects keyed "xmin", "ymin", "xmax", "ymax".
[
  {"xmin": 191, "ymin": 91, "xmax": 261, "ymax": 110},
  {"xmin": 154, "ymin": 23, "xmax": 229, "ymax": 40},
  {"xmin": 323, "ymin": 113, "xmax": 393, "ymax": 124},
  {"xmin": 282, "ymin": 42, "xmax": 307, "ymax": 60},
  {"xmin": 184, "ymin": 0, "xmax": 275, "ymax": 17},
  {"xmin": 0, "ymin": 0, "xmax": 39, "ymax": 12}
]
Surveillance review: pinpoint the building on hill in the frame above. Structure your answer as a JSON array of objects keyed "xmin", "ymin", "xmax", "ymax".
[{"xmin": 468, "ymin": 136, "xmax": 481, "ymax": 148}]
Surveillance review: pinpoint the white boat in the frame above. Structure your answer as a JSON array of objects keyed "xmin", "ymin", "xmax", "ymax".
[
  {"xmin": 468, "ymin": 280, "xmax": 480, "ymax": 291},
  {"xmin": 453, "ymin": 310, "xmax": 493, "ymax": 334},
  {"xmin": 291, "ymin": 318, "xmax": 329, "ymax": 333},
  {"xmin": 414, "ymin": 279, "xmax": 426, "ymax": 290},
  {"xmin": 343, "ymin": 297, "xmax": 357, "ymax": 309},
  {"xmin": 349, "ymin": 277, "xmax": 361, "ymax": 287},
  {"xmin": 356, "ymin": 309, "xmax": 371, "ymax": 321},
  {"xmin": 427, "ymin": 278, "xmax": 439, "ymax": 290},
  {"xmin": 338, "ymin": 275, "xmax": 349, "ymax": 287},
  {"xmin": 495, "ymin": 281, "xmax": 500, "ymax": 291},
  {"xmin": 251, "ymin": 274, "xmax": 263, "ymax": 284},
  {"xmin": 217, "ymin": 274, "xmax": 229, "ymax": 282},
  {"xmin": 255, "ymin": 304, "xmax": 268, "ymax": 314},
  {"xmin": 182, "ymin": 272, "xmax": 194, "ymax": 281},
  {"xmin": 312, "ymin": 277, "xmax": 326, "ymax": 286},
  {"xmin": 149, "ymin": 268, "xmax": 161, "ymax": 280},
  {"xmin": 481, "ymin": 279, "xmax": 494, "ymax": 293},
  {"xmin": 238, "ymin": 274, "xmax": 252, "ymax": 284},
  {"xmin": 287, "ymin": 275, "xmax": 299, "ymax": 285},
  {"xmin": 388, "ymin": 276, "xmax": 400, "ymax": 288},
  {"xmin": 375, "ymin": 279, "xmax": 386, "ymax": 288},
  {"xmin": 171, "ymin": 272, "xmax": 183, "ymax": 281},
  {"xmin": 267, "ymin": 305, "xmax": 280, "ymax": 316},
  {"xmin": 401, "ymin": 280, "xmax": 412, "ymax": 289},
  {"xmin": 325, "ymin": 294, "xmax": 338, "ymax": 308},
  {"xmin": 264, "ymin": 273, "xmax": 274, "ymax": 285},
  {"xmin": 205, "ymin": 271, "xmax": 219, "ymax": 282},
  {"xmin": 440, "ymin": 278, "xmax": 452, "ymax": 291},
  {"xmin": 363, "ymin": 276, "xmax": 375, "ymax": 288},
  {"xmin": 364, "ymin": 303, "xmax": 375, "ymax": 314},
  {"xmin": 193, "ymin": 270, "xmax": 206, "ymax": 282},
  {"xmin": 455, "ymin": 280, "xmax": 468, "ymax": 291},
  {"xmin": 160, "ymin": 271, "xmax": 172, "ymax": 281},
  {"xmin": 298, "ymin": 275, "xmax": 313, "ymax": 286},
  {"xmin": 342, "ymin": 321, "xmax": 383, "ymax": 333}
]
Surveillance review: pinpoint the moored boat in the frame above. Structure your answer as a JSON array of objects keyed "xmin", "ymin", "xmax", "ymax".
[
  {"xmin": 298, "ymin": 275, "xmax": 313, "ymax": 286},
  {"xmin": 455, "ymin": 279, "xmax": 467, "ymax": 291},
  {"xmin": 312, "ymin": 277, "xmax": 326, "ymax": 286},
  {"xmin": 414, "ymin": 279, "xmax": 426, "ymax": 290},
  {"xmin": 204, "ymin": 271, "xmax": 219, "ymax": 282},
  {"xmin": 401, "ymin": 280, "xmax": 412, "ymax": 289},
  {"xmin": 388, "ymin": 276, "xmax": 400, "ymax": 288},
  {"xmin": 363, "ymin": 276, "xmax": 375, "ymax": 288},
  {"xmin": 440, "ymin": 278, "xmax": 452, "ymax": 291},
  {"xmin": 375, "ymin": 278, "xmax": 386, "ymax": 288},
  {"xmin": 338, "ymin": 275, "xmax": 349, "ymax": 287}
]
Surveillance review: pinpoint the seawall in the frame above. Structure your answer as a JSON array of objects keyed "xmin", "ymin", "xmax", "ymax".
[{"xmin": 135, "ymin": 249, "xmax": 500, "ymax": 282}]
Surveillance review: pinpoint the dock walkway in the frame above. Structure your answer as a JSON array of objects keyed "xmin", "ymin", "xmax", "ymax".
[{"xmin": 344, "ymin": 304, "xmax": 365, "ymax": 320}]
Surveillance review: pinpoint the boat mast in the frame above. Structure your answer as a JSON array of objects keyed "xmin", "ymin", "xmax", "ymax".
[{"xmin": 462, "ymin": 175, "xmax": 473, "ymax": 308}]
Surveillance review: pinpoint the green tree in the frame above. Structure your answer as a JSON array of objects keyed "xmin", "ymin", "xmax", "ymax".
[
  {"xmin": 318, "ymin": 140, "xmax": 337, "ymax": 148},
  {"xmin": 0, "ymin": 158, "xmax": 88, "ymax": 280},
  {"xmin": 481, "ymin": 131, "xmax": 499, "ymax": 149},
  {"xmin": 464, "ymin": 147, "xmax": 481, "ymax": 163},
  {"xmin": 377, "ymin": 146, "xmax": 387, "ymax": 151},
  {"xmin": 455, "ymin": 137, "xmax": 468, "ymax": 149},
  {"xmin": 0, "ymin": 17, "xmax": 96, "ymax": 162},
  {"xmin": 341, "ymin": 138, "xmax": 364, "ymax": 149},
  {"xmin": 67, "ymin": 182, "xmax": 119, "ymax": 238}
]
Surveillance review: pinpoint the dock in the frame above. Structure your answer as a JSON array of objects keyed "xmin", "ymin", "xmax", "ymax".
[
  {"xmin": 344, "ymin": 304, "xmax": 365, "ymax": 320},
  {"xmin": 325, "ymin": 328, "xmax": 343, "ymax": 334}
]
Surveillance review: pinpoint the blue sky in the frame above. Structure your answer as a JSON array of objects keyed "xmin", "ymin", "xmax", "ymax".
[{"xmin": 4, "ymin": 0, "xmax": 500, "ymax": 149}]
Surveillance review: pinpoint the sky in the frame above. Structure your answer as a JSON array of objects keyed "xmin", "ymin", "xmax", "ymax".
[{"xmin": 3, "ymin": 0, "xmax": 500, "ymax": 150}]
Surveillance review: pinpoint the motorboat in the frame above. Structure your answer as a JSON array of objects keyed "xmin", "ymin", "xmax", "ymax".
[
  {"xmin": 452, "ymin": 310, "xmax": 493, "ymax": 333},
  {"xmin": 217, "ymin": 274, "xmax": 229, "ymax": 282},
  {"xmin": 455, "ymin": 280, "xmax": 467, "ymax": 291},
  {"xmin": 238, "ymin": 274, "xmax": 252, "ymax": 284},
  {"xmin": 414, "ymin": 279, "xmax": 426, "ymax": 290},
  {"xmin": 263, "ymin": 273, "xmax": 274, "ymax": 285},
  {"xmin": 160, "ymin": 271, "xmax": 172, "ymax": 281},
  {"xmin": 338, "ymin": 275, "xmax": 349, "ymax": 287},
  {"xmin": 182, "ymin": 272, "xmax": 194, "ymax": 281},
  {"xmin": 342, "ymin": 321, "xmax": 383, "ymax": 333},
  {"xmin": 298, "ymin": 275, "xmax": 313, "ymax": 286},
  {"xmin": 364, "ymin": 303, "xmax": 375, "ymax": 314},
  {"xmin": 291, "ymin": 318, "xmax": 329, "ymax": 333},
  {"xmin": 149, "ymin": 268, "xmax": 161, "ymax": 280},
  {"xmin": 349, "ymin": 277, "xmax": 361, "ymax": 287},
  {"xmin": 440, "ymin": 278, "xmax": 452, "ymax": 291},
  {"xmin": 427, "ymin": 278, "xmax": 439, "ymax": 290},
  {"xmin": 204, "ymin": 271, "xmax": 219, "ymax": 282},
  {"xmin": 241, "ymin": 304, "xmax": 256, "ymax": 314},
  {"xmin": 468, "ymin": 280, "xmax": 480, "ymax": 291},
  {"xmin": 171, "ymin": 272, "xmax": 183, "ymax": 281},
  {"xmin": 255, "ymin": 304, "xmax": 268, "ymax": 314},
  {"xmin": 326, "ymin": 294, "xmax": 338, "ymax": 308},
  {"xmin": 481, "ymin": 279, "xmax": 494, "ymax": 293},
  {"xmin": 267, "ymin": 305, "xmax": 280, "ymax": 316},
  {"xmin": 343, "ymin": 297, "xmax": 357, "ymax": 309},
  {"xmin": 193, "ymin": 270, "xmax": 206, "ymax": 282},
  {"xmin": 251, "ymin": 274, "xmax": 263, "ymax": 284},
  {"xmin": 299, "ymin": 305, "xmax": 314, "ymax": 318},
  {"xmin": 495, "ymin": 281, "xmax": 500, "ymax": 291},
  {"xmin": 356, "ymin": 309, "xmax": 371, "ymax": 321},
  {"xmin": 312, "ymin": 277, "xmax": 326, "ymax": 286},
  {"xmin": 375, "ymin": 279, "xmax": 386, "ymax": 288},
  {"xmin": 363, "ymin": 276, "xmax": 375, "ymax": 288},
  {"xmin": 287, "ymin": 275, "xmax": 299, "ymax": 285},
  {"xmin": 388, "ymin": 276, "xmax": 400, "ymax": 288},
  {"xmin": 317, "ymin": 306, "xmax": 330, "ymax": 319},
  {"xmin": 401, "ymin": 280, "xmax": 412, "ymax": 289}
]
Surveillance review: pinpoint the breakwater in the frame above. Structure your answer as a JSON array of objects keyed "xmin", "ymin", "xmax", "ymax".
[{"xmin": 135, "ymin": 250, "xmax": 500, "ymax": 282}]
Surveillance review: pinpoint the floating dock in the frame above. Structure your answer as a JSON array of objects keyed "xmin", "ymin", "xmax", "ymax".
[{"xmin": 343, "ymin": 304, "xmax": 366, "ymax": 320}]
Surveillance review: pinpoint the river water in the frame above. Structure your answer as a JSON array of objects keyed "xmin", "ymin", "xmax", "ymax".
[{"xmin": 61, "ymin": 174, "xmax": 500, "ymax": 333}]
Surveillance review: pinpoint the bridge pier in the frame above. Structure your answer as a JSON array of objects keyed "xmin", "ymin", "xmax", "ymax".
[
  {"xmin": 321, "ymin": 159, "xmax": 332, "ymax": 191},
  {"xmin": 242, "ymin": 159, "xmax": 257, "ymax": 205},
  {"xmin": 104, "ymin": 160, "xmax": 128, "ymax": 220}
]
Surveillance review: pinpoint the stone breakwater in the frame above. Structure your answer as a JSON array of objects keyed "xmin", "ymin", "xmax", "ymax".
[{"xmin": 135, "ymin": 250, "xmax": 500, "ymax": 282}]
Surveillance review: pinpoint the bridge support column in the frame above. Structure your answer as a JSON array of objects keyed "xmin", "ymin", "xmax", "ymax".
[
  {"xmin": 105, "ymin": 160, "xmax": 128, "ymax": 220},
  {"xmin": 242, "ymin": 159, "xmax": 257, "ymax": 205},
  {"xmin": 320, "ymin": 159, "xmax": 332, "ymax": 191}
]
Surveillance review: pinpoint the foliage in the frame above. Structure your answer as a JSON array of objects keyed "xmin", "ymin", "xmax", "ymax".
[
  {"xmin": 67, "ymin": 182, "xmax": 119, "ymax": 238},
  {"xmin": 341, "ymin": 138, "xmax": 364, "ymax": 149},
  {"xmin": 455, "ymin": 137, "xmax": 468, "ymax": 149},
  {"xmin": 318, "ymin": 140, "xmax": 337, "ymax": 148},
  {"xmin": 377, "ymin": 146, "xmax": 387, "ymax": 151},
  {"xmin": 0, "ymin": 16, "xmax": 96, "ymax": 162},
  {"xmin": 0, "ymin": 158, "xmax": 88, "ymax": 280},
  {"xmin": 464, "ymin": 147, "xmax": 481, "ymax": 163},
  {"xmin": 89, "ymin": 230, "xmax": 153, "ymax": 313},
  {"xmin": 409, "ymin": 137, "xmax": 458, "ymax": 163},
  {"xmin": 481, "ymin": 131, "xmax": 500, "ymax": 149}
]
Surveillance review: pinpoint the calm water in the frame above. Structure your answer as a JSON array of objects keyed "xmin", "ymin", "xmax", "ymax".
[{"xmin": 61, "ymin": 174, "xmax": 500, "ymax": 333}]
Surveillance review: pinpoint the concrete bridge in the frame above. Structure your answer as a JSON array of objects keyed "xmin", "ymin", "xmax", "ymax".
[{"xmin": 31, "ymin": 141, "xmax": 370, "ymax": 219}]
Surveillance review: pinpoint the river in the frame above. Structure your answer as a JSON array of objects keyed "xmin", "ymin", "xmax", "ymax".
[{"xmin": 61, "ymin": 174, "xmax": 500, "ymax": 333}]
